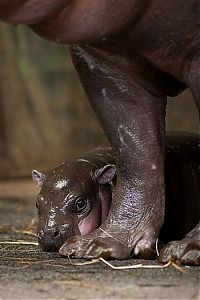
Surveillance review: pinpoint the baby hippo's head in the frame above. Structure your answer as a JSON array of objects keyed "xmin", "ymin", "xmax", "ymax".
[{"xmin": 32, "ymin": 160, "xmax": 116, "ymax": 252}]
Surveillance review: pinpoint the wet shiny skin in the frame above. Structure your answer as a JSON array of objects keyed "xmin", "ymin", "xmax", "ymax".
[
  {"xmin": 1, "ymin": 0, "xmax": 200, "ymax": 263},
  {"xmin": 34, "ymin": 135, "xmax": 200, "ymax": 264},
  {"xmin": 33, "ymin": 148, "xmax": 115, "ymax": 252}
]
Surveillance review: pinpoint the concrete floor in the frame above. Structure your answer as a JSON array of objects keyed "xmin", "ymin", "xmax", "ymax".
[{"xmin": 0, "ymin": 179, "xmax": 199, "ymax": 299}]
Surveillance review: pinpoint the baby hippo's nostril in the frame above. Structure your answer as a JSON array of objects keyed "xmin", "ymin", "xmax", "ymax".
[
  {"xmin": 53, "ymin": 229, "xmax": 60, "ymax": 238},
  {"xmin": 38, "ymin": 227, "xmax": 65, "ymax": 252},
  {"xmin": 38, "ymin": 224, "xmax": 78, "ymax": 252},
  {"xmin": 38, "ymin": 230, "xmax": 45, "ymax": 238},
  {"xmin": 38, "ymin": 228, "xmax": 61, "ymax": 240}
]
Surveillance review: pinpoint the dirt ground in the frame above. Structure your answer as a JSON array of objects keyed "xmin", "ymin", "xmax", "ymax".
[{"xmin": 0, "ymin": 179, "xmax": 199, "ymax": 300}]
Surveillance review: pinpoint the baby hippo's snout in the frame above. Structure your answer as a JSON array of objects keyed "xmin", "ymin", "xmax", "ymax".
[{"xmin": 38, "ymin": 226, "xmax": 71, "ymax": 252}]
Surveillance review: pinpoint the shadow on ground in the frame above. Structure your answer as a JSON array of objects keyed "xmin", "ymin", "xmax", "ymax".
[{"xmin": 0, "ymin": 180, "xmax": 199, "ymax": 299}]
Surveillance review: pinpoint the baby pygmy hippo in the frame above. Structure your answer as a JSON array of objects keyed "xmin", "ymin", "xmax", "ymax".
[
  {"xmin": 32, "ymin": 148, "xmax": 116, "ymax": 252},
  {"xmin": 33, "ymin": 134, "xmax": 200, "ymax": 265}
]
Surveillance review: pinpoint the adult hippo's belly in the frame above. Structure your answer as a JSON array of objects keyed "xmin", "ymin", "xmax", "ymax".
[
  {"xmin": 33, "ymin": 134, "xmax": 200, "ymax": 265},
  {"xmin": 0, "ymin": 0, "xmax": 199, "ymax": 262}
]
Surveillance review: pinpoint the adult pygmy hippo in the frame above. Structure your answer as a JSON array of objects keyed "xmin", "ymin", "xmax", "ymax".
[
  {"xmin": 33, "ymin": 134, "xmax": 200, "ymax": 265},
  {"xmin": 0, "ymin": 0, "xmax": 199, "ymax": 261}
]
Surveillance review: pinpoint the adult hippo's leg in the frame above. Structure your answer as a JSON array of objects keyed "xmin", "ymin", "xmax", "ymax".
[
  {"xmin": 158, "ymin": 60, "xmax": 200, "ymax": 265},
  {"xmin": 159, "ymin": 223, "xmax": 200, "ymax": 265},
  {"xmin": 60, "ymin": 45, "xmax": 167, "ymax": 259}
]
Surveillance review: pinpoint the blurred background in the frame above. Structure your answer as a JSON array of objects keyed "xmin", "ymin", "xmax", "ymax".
[{"xmin": 0, "ymin": 24, "xmax": 199, "ymax": 179}]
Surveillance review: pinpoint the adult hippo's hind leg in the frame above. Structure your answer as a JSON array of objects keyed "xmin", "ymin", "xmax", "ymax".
[
  {"xmin": 159, "ymin": 223, "xmax": 200, "ymax": 265},
  {"xmin": 60, "ymin": 45, "xmax": 167, "ymax": 259},
  {"xmin": 159, "ymin": 58, "xmax": 200, "ymax": 266}
]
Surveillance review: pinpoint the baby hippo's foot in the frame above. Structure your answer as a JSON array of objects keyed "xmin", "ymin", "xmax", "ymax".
[
  {"xmin": 159, "ymin": 223, "xmax": 200, "ymax": 265},
  {"xmin": 59, "ymin": 234, "xmax": 131, "ymax": 260},
  {"xmin": 59, "ymin": 225, "xmax": 158, "ymax": 260}
]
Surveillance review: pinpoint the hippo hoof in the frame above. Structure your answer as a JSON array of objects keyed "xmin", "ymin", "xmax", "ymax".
[
  {"xmin": 158, "ymin": 239, "xmax": 200, "ymax": 265},
  {"xmin": 59, "ymin": 235, "xmax": 132, "ymax": 260},
  {"xmin": 59, "ymin": 229, "xmax": 158, "ymax": 260},
  {"xmin": 133, "ymin": 236, "xmax": 157, "ymax": 259}
]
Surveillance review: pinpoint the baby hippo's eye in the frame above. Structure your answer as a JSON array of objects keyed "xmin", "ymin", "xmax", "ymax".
[{"xmin": 75, "ymin": 197, "xmax": 88, "ymax": 214}]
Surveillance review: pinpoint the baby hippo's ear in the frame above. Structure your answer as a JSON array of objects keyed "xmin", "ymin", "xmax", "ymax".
[
  {"xmin": 95, "ymin": 164, "xmax": 116, "ymax": 184},
  {"xmin": 32, "ymin": 170, "xmax": 46, "ymax": 186}
]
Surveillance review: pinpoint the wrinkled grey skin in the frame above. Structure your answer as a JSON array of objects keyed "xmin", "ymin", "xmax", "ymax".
[
  {"xmin": 32, "ymin": 149, "xmax": 116, "ymax": 252},
  {"xmin": 1, "ymin": 0, "xmax": 199, "ymax": 262}
]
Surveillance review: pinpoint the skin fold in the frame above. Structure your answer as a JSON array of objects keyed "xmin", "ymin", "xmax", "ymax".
[
  {"xmin": 33, "ymin": 134, "xmax": 200, "ymax": 265},
  {"xmin": 0, "ymin": 0, "xmax": 199, "ymax": 262}
]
